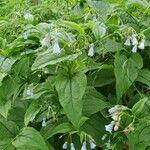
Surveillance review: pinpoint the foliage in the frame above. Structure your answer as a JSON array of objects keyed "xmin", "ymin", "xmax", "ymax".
[{"xmin": 0, "ymin": 0, "xmax": 150, "ymax": 149}]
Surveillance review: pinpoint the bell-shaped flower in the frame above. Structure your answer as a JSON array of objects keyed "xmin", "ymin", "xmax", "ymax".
[
  {"xmin": 131, "ymin": 45, "xmax": 137, "ymax": 53},
  {"xmin": 124, "ymin": 36, "xmax": 131, "ymax": 46},
  {"xmin": 88, "ymin": 43, "xmax": 94, "ymax": 57},
  {"xmin": 81, "ymin": 141, "xmax": 86, "ymax": 150},
  {"xmin": 62, "ymin": 142, "xmax": 68, "ymax": 149},
  {"xmin": 105, "ymin": 122, "xmax": 114, "ymax": 133},
  {"xmin": 70, "ymin": 143, "xmax": 75, "ymax": 150},
  {"xmin": 42, "ymin": 118, "xmax": 47, "ymax": 127},
  {"xmin": 23, "ymin": 32, "xmax": 28, "ymax": 40},
  {"xmin": 132, "ymin": 34, "xmax": 138, "ymax": 45},
  {"xmin": 26, "ymin": 88, "xmax": 34, "ymax": 97},
  {"xmin": 138, "ymin": 39, "xmax": 145, "ymax": 50},
  {"xmin": 105, "ymin": 140, "xmax": 111, "ymax": 149},
  {"xmin": 89, "ymin": 140, "xmax": 96, "ymax": 149},
  {"xmin": 53, "ymin": 38, "xmax": 61, "ymax": 54},
  {"xmin": 41, "ymin": 34, "xmax": 50, "ymax": 46}
]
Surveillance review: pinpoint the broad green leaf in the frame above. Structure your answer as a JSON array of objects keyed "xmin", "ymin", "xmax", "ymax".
[
  {"xmin": 0, "ymin": 138, "xmax": 15, "ymax": 150},
  {"xmin": 114, "ymin": 54, "xmax": 143, "ymax": 100},
  {"xmin": 24, "ymin": 102, "xmax": 41, "ymax": 126},
  {"xmin": 55, "ymin": 72, "xmax": 87, "ymax": 128},
  {"xmin": 137, "ymin": 69, "xmax": 150, "ymax": 87},
  {"xmin": 0, "ymin": 100, "xmax": 11, "ymax": 118},
  {"xmin": 92, "ymin": 22, "xmax": 107, "ymax": 39},
  {"xmin": 32, "ymin": 51, "xmax": 82, "ymax": 70},
  {"xmin": 0, "ymin": 73, "xmax": 7, "ymax": 86},
  {"xmin": 132, "ymin": 97, "xmax": 148, "ymax": 116},
  {"xmin": 83, "ymin": 87, "xmax": 109, "ymax": 116},
  {"xmin": 62, "ymin": 21, "xmax": 84, "ymax": 34},
  {"xmin": 41, "ymin": 122, "xmax": 72, "ymax": 140},
  {"xmin": 12, "ymin": 127, "xmax": 49, "ymax": 150},
  {"xmin": 86, "ymin": 0, "xmax": 112, "ymax": 19},
  {"xmin": 0, "ymin": 116, "xmax": 19, "ymax": 140},
  {"xmin": 88, "ymin": 67, "xmax": 115, "ymax": 87}
]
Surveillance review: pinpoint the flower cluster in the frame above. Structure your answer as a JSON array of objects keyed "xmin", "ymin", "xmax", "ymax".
[
  {"xmin": 124, "ymin": 34, "xmax": 145, "ymax": 53},
  {"xmin": 105, "ymin": 105, "xmax": 127, "ymax": 133},
  {"xmin": 62, "ymin": 139, "xmax": 96, "ymax": 150}
]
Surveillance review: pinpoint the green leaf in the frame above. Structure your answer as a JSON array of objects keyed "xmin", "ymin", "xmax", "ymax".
[
  {"xmin": 132, "ymin": 97, "xmax": 148, "ymax": 116},
  {"xmin": 92, "ymin": 22, "xmax": 107, "ymax": 39},
  {"xmin": 55, "ymin": 72, "xmax": 87, "ymax": 128},
  {"xmin": 0, "ymin": 100, "xmax": 11, "ymax": 118},
  {"xmin": 137, "ymin": 69, "xmax": 150, "ymax": 87},
  {"xmin": 41, "ymin": 122, "xmax": 72, "ymax": 140},
  {"xmin": 62, "ymin": 21, "xmax": 84, "ymax": 34},
  {"xmin": 0, "ymin": 73, "xmax": 7, "ymax": 86},
  {"xmin": 114, "ymin": 54, "xmax": 143, "ymax": 100},
  {"xmin": 0, "ymin": 138, "xmax": 15, "ymax": 150},
  {"xmin": 83, "ymin": 87, "xmax": 109, "ymax": 116},
  {"xmin": 12, "ymin": 127, "xmax": 49, "ymax": 150},
  {"xmin": 24, "ymin": 102, "xmax": 41, "ymax": 126},
  {"xmin": 32, "ymin": 51, "xmax": 82, "ymax": 70}
]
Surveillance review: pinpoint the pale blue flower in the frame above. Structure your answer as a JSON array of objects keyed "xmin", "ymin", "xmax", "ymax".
[
  {"xmin": 89, "ymin": 140, "xmax": 96, "ymax": 149},
  {"xmin": 138, "ymin": 39, "xmax": 145, "ymax": 50},
  {"xmin": 26, "ymin": 88, "xmax": 34, "ymax": 97},
  {"xmin": 105, "ymin": 123, "xmax": 114, "ymax": 133},
  {"xmin": 23, "ymin": 32, "xmax": 28, "ymax": 40},
  {"xmin": 62, "ymin": 142, "xmax": 68, "ymax": 149},
  {"xmin": 132, "ymin": 34, "xmax": 138, "ymax": 45},
  {"xmin": 88, "ymin": 43, "xmax": 94, "ymax": 57},
  {"xmin": 81, "ymin": 141, "xmax": 86, "ymax": 150},
  {"xmin": 70, "ymin": 143, "xmax": 75, "ymax": 150},
  {"xmin": 53, "ymin": 38, "xmax": 61, "ymax": 54},
  {"xmin": 132, "ymin": 45, "xmax": 137, "ymax": 53},
  {"xmin": 24, "ymin": 12, "xmax": 34, "ymax": 21},
  {"xmin": 42, "ymin": 118, "xmax": 46, "ymax": 127},
  {"xmin": 124, "ymin": 36, "xmax": 131, "ymax": 46},
  {"xmin": 105, "ymin": 140, "xmax": 111, "ymax": 149},
  {"xmin": 41, "ymin": 34, "xmax": 50, "ymax": 46}
]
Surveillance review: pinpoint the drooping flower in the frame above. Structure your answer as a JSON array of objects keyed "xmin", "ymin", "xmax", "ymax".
[
  {"xmin": 42, "ymin": 118, "xmax": 47, "ymax": 127},
  {"xmin": 132, "ymin": 34, "xmax": 138, "ymax": 45},
  {"xmin": 23, "ymin": 32, "xmax": 28, "ymax": 40},
  {"xmin": 52, "ymin": 37, "xmax": 61, "ymax": 54},
  {"xmin": 41, "ymin": 34, "xmax": 50, "ymax": 46},
  {"xmin": 88, "ymin": 43, "xmax": 94, "ymax": 57},
  {"xmin": 112, "ymin": 115, "xmax": 118, "ymax": 121},
  {"xmin": 114, "ymin": 122, "xmax": 119, "ymax": 131},
  {"xmin": 92, "ymin": 16, "xmax": 97, "ymax": 22},
  {"xmin": 105, "ymin": 140, "xmax": 111, "ymax": 149},
  {"xmin": 131, "ymin": 45, "xmax": 138, "ymax": 53},
  {"xmin": 101, "ymin": 134, "xmax": 107, "ymax": 141},
  {"xmin": 89, "ymin": 140, "xmax": 96, "ymax": 149},
  {"xmin": 81, "ymin": 141, "xmax": 86, "ymax": 150},
  {"xmin": 70, "ymin": 143, "xmax": 75, "ymax": 150},
  {"xmin": 105, "ymin": 122, "xmax": 114, "ymax": 133},
  {"xmin": 26, "ymin": 88, "xmax": 34, "ymax": 97},
  {"xmin": 138, "ymin": 38, "xmax": 145, "ymax": 50},
  {"xmin": 62, "ymin": 142, "xmax": 68, "ymax": 149},
  {"xmin": 124, "ymin": 36, "xmax": 131, "ymax": 46}
]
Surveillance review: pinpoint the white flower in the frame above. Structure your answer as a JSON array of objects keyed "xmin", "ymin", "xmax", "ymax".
[
  {"xmin": 105, "ymin": 140, "xmax": 111, "ymax": 149},
  {"xmin": 112, "ymin": 115, "xmax": 118, "ymax": 121},
  {"xmin": 62, "ymin": 142, "xmax": 68, "ymax": 149},
  {"xmin": 105, "ymin": 123, "xmax": 114, "ymax": 133},
  {"xmin": 114, "ymin": 123, "xmax": 119, "ymax": 131},
  {"xmin": 41, "ymin": 34, "xmax": 50, "ymax": 46},
  {"xmin": 88, "ymin": 43, "xmax": 94, "ymax": 57},
  {"xmin": 53, "ymin": 38, "xmax": 61, "ymax": 54},
  {"xmin": 42, "ymin": 118, "xmax": 46, "ymax": 127},
  {"xmin": 108, "ymin": 106, "xmax": 118, "ymax": 114},
  {"xmin": 132, "ymin": 34, "xmax": 138, "ymax": 45},
  {"xmin": 24, "ymin": 12, "xmax": 34, "ymax": 21},
  {"xmin": 70, "ymin": 143, "xmax": 75, "ymax": 150},
  {"xmin": 89, "ymin": 140, "xmax": 96, "ymax": 149},
  {"xmin": 81, "ymin": 141, "xmax": 86, "ymax": 150},
  {"xmin": 124, "ymin": 36, "xmax": 131, "ymax": 46},
  {"xmin": 26, "ymin": 88, "xmax": 34, "ymax": 97},
  {"xmin": 101, "ymin": 134, "xmax": 107, "ymax": 141},
  {"xmin": 92, "ymin": 16, "xmax": 97, "ymax": 22},
  {"xmin": 23, "ymin": 32, "xmax": 28, "ymax": 40},
  {"xmin": 132, "ymin": 45, "xmax": 138, "ymax": 53},
  {"xmin": 138, "ymin": 39, "xmax": 145, "ymax": 50}
]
